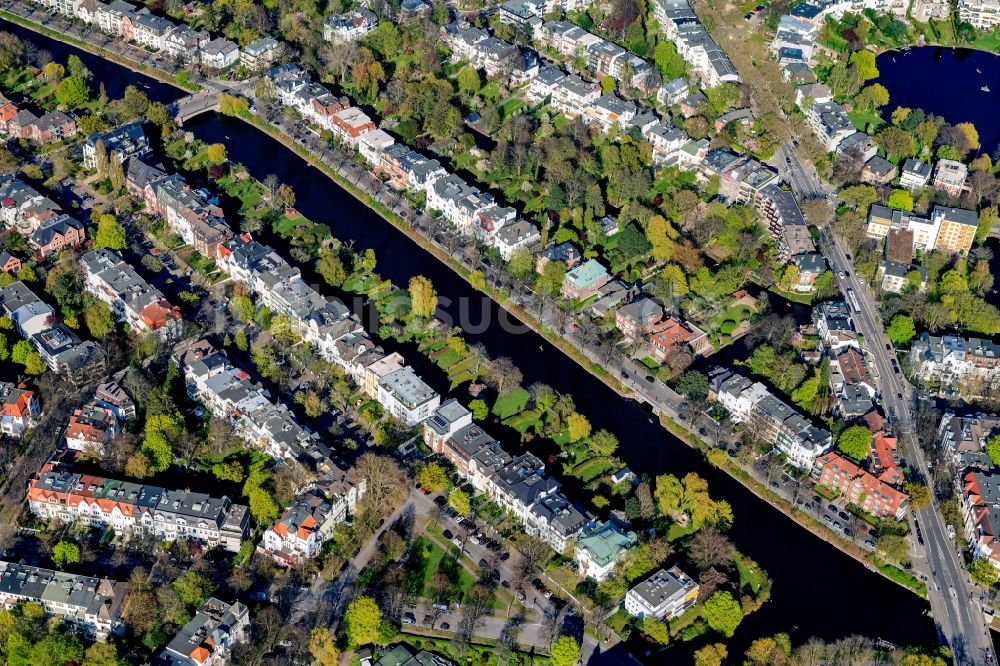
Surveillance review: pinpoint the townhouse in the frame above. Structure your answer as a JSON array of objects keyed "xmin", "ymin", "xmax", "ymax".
[
  {"xmin": 83, "ymin": 122, "xmax": 150, "ymax": 170},
  {"xmin": 643, "ymin": 122, "xmax": 689, "ymax": 166},
  {"xmin": 7, "ymin": 110, "xmax": 77, "ymax": 144},
  {"xmin": 899, "ymin": 159, "xmax": 932, "ymax": 190},
  {"xmin": 200, "ymin": 37, "xmax": 240, "ymax": 70},
  {"xmin": 81, "ymin": 249, "xmax": 183, "ymax": 340},
  {"xmin": 95, "ymin": 0, "xmax": 137, "ymax": 38},
  {"xmin": 94, "ymin": 371, "xmax": 137, "ymax": 422},
  {"xmin": 323, "ymin": 8, "xmax": 378, "ymax": 42},
  {"xmin": 805, "ymin": 101, "xmax": 855, "ymax": 152},
  {"xmin": 835, "ymin": 131, "xmax": 877, "ymax": 164},
  {"xmin": 0, "ymin": 281, "xmax": 98, "ymax": 373},
  {"xmin": 330, "ymin": 107, "xmax": 377, "ymax": 144},
  {"xmin": 0, "ymin": 175, "xmax": 62, "ymax": 236},
  {"xmin": 178, "ymin": 340, "xmax": 320, "ymax": 460},
  {"xmin": 133, "ymin": 12, "xmax": 175, "ymax": 50},
  {"xmin": 816, "ymin": 452, "xmax": 909, "ymax": 518},
  {"xmin": 444, "ymin": 24, "xmax": 519, "ymax": 78},
  {"xmin": 710, "ymin": 368, "xmax": 832, "ymax": 468},
  {"xmin": 31, "ymin": 214, "xmax": 86, "ymax": 261},
  {"xmin": 615, "ymin": 297, "xmax": 664, "ymax": 341},
  {"xmin": 933, "ymin": 159, "xmax": 969, "ymax": 198},
  {"xmin": 155, "ymin": 598, "xmax": 250, "ymax": 666},
  {"xmin": 963, "ymin": 470, "xmax": 1000, "ymax": 572},
  {"xmin": 0, "ymin": 562, "xmax": 127, "ymax": 639},
  {"xmin": 148, "ymin": 172, "xmax": 232, "ymax": 256},
  {"xmin": 28, "ymin": 461, "xmax": 251, "ymax": 551},
  {"xmin": 561, "ymin": 259, "xmax": 611, "ymax": 301},
  {"xmin": 624, "ymin": 566, "xmax": 699, "ymax": 620},
  {"xmin": 536, "ymin": 21, "xmax": 652, "ymax": 89},
  {"xmin": 812, "ymin": 300, "xmax": 858, "ymax": 350},
  {"xmin": 700, "ymin": 149, "xmax": 779, "ymax": 207},
  {"xmin": 909, "ymin": 333, "xmax": 1000, "ymax": 395},
  {"xmin": 0, "ymin": 251, "xmax": 19, "ymax": 274},
  {"xmin": 259, "ymin": 472, "xmax": 365, "ymax": 566},
  {"xmin": 164, "ymin": 25, "xmax": 210, "ymax": 62},
  {"xmin": 0, "ymin": 382, "xmax": 40, "ymax": 439}
]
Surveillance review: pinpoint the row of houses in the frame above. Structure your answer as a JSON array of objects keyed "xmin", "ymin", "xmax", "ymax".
[
  {"xmin": 938, "ymin": 413, "xmax": 1000, "ymax": 573},
  {"xmin": 0, "ymin": 176, "xmax": 86, "ymax": 259},
  {"xmin": 0, "ymin": 94, "xmax": 77, "ymax": 145},
  {"xmin": 27, "ymin": 459, "xmax": 251, "ymax": 551},
  {"xmin": 0, "ymin": 281, "xmax": 99, "ymax": 374},
  {"xmin": 31, "ymin": 0, "xmax": 271, "ymax": 70},
  {"xmin": 534, "ymin": 20, "xmax": 654, "ymax": 91},
  {"xmin": 423, "ymin": 399, "xmax": 638, "ymax": 580},
  {"xmin": 909, "ymin": 332, "xmax": 1000, "ymax": 396},
  {"xmin": 652, "ymin": 0, "xmax": 740, "ymax": 88},
  {"xmin": 176, "ymin": 339, "xmax": 321, "ymax": 461},
  {"xmin": 0, "ymin": 561, "xmax": 127, "ymax": 639},
  {"xmin": 81, "ymin": 249, "xmax": 184, "ymax": 340},
  {"xmin": 710, "ymin": 367, "xmax": 833, "ymax": 469}
]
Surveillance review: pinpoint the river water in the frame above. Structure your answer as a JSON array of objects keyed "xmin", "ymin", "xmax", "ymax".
[
  {"xmin": 0, "ymin": 18, "xmax": 944, "ymax": 659},
  {"xmin": 876, "ymin": 46, "xmax": 1000, "ymax": 156}
]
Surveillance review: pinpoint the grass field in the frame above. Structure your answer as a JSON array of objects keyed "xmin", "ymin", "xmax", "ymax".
[{"xmin": 493, "ymin": 388, "xmax": 531, "ymax": 419}]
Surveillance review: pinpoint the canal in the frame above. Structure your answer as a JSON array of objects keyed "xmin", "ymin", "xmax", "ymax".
[{"xmin": 0, "ymin": 18, "xmax": 941, "ymax": 658}]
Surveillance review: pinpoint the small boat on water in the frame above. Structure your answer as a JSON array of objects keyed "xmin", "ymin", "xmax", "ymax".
[
  {"xmin": 977, "ymin": 68, "xmax": 983, "ymax": 73},
  {"xmin": 982, "ymin": 85, "xmax": 991, "ymax": 92}
]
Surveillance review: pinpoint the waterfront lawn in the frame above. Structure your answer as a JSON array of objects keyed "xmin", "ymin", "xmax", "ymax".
[
  {"xmin": 502, "ymin": 409, "xmax": 543, "ymax": 434},
  {"xmin": 565, "ymin": 456, "xmax": 614, "ymax": 483},
  {"xmin": 734, "ymin": 553, "xmax": 764, "ymax": 595},
  {"xmin": 493, "ymin": 387, "xmax": 531, "ymax": 419}
]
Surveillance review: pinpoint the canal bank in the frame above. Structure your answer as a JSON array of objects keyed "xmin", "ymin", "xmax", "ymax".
[{"xmin": 0, "ymin": 17, "xmax": 943, "ymax": 657}]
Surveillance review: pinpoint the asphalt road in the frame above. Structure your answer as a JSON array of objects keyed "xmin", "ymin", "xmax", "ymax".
[{"xmin": 820, "ymin": 224, "xmax": 997, "ymax": 665}]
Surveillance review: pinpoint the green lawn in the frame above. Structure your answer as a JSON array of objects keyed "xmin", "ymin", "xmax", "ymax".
[
  {"xmin": 493, "ymin": 388, "xmax": 531, "ymax": 419},
  {"xmin": 502, "ymin": 410, "xmax": 543, "ymax": 434},
  {"xmin": 567, "ymin": 457, "xmax": 613, "ymax": 482},
  {"xmin": 734, "ymin": 554, "xmax": 764, "ymax": 594},
  {"xmin": 432, "ymin": 346, "xmax": 463, "ymax": 369}
]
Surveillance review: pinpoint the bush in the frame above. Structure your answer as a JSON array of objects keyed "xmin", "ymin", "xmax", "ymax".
[{"xmin": 719, "ymin": 320, "xmax": 737, "ymax": 334}]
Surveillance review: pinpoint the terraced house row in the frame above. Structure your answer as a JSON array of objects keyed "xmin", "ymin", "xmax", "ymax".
[
  {"xmin": 27, "ymin": 459, "xmax": 251, "ymax": 551},
  {"xmin": 424, "ymin": 399, "xmax": 637, "ymax": 581}
]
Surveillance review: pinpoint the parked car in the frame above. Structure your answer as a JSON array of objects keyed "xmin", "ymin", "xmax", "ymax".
[
  {"xmin": 839, "ymin": 511, "xmax": 850, "ymax": 521},
  {"xmin": 479, "ymin": 559, "xmax": 489, "ymax": 569},
  {"xmin": 827, "ymin": 503, "xmax": 837, "ymax": 513},
  {"xmin": 823, "ymin": 515, "xmax": 833, "ymax": 524},
  {"xmin": 500, "ymin": 552, "xmax": 510, "ymax": 562},
  {"xmin": 434, "ymin": 495, "xmax": 447, "ymax": 506},
  {"xmin": 501, "ymin": 580, "xmax": 511, "ymax": 590},
  {"xmin": 443, "ymin": 529, "xmax": 453, "ymax": 540},
  {"xmin": 440, "ymin": 622, "xmax": 450, "ymax": 630},
  {"xmin": 402, "ymin": 613, "xmax": 416, "ymax": 625},
  {"xmin": 833, "ymin": 522, "xmax": 842, "ymax": 531}
]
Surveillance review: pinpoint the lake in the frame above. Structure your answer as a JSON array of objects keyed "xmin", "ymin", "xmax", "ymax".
[{"xmin": 876, "ymin": 47, "xmax": 1000, "ymax": 155}]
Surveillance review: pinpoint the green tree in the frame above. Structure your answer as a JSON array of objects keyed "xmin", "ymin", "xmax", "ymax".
[
  {"xmin": 986, "ymin": 435, "xmax": 1000, "ymax": 467},
  {"xmin": 408, "ymin": 275, "xmax": 437, "ymax": 318},
  {"xmin": 52, "ymin": 541, "xmax": 81, "ymax": 569},
  {"xmin": 94, "ymin": 214, "xmax": 126, "ymax": 250},
  {"xmin": 469, "ymin": 399, "xmax": 488, "ymax": 420},
  {"xmin": 886, "ymin": 315, "xmax": 916, "ymax": 345},
  {"xmin": 837, "ymin": 425, "xmax": 872, "ymax": 461},
  {"xmin": 653, "ymin": 40, "xmax": 685, "ymax": 79},
  {"xmin": 212, "ymin": 461, "xmax": 245, "ymax": 483},
  {"xmin": 702, "ymin": 591, "xmax": 743, "ymax": 637},
  {"xmin": 448, "ymin": 488, "xmax": 471, "ymax": 515},
  {"xmin": 11, "ymin": 340, "xmax": 31, "ymax": 365},
  {"xmin": 308, "ymin": 627, "xmax": 339, "ymax": 666},
  {"xmin": 905, "ymin": 482, "xmax": 931, "ymax": 509},
  {"xmin": 316, "ymin": 253, "xmax": 347, "ymax": 287},
  {"xmin": 676, "ymin": 370, "xmax": 709, "ymax": 401},
  {"xmin": 23, "ymin": 351, "xmax": 46, "ymax": 376},
  {"xmin": 344, "ymin": 596, "xmax": 383, "ymax": 647},
  {"xmin": 693, "ymin": 643, "xmax": 728, "ymax": 666},
  {"xmin": 588, "ymin": 429, "xmax": 619, "ymax": 457},
  {"xmin": 536, "ymin": 260, "xmax": 566, "ymax": 297},
  {"xmin": 876, "ymin": 533, "xmax": 910, "ymax": 565},
  {"xmin": 205, "ymin": 143, "xmax": 227, "ymax": 164},
  {"xmin": 850, "ymin": 50, "xmax": 879, "ymax": 81},
  {"xmin": 83, "ymin": 641, "xmax": 122, "ymax": 666},
  {"xmin": 508, "ymin": 247, "xmax": 535, "ymax": 279},
  {"xmin": 887, "ymin": 189, "xmax": 913, "ymax": 211},
  {"xmin": 566, "ymin": 412, "xmax": 591, "ymax": 442},
  {"xmin": 173, "ymin": 571, "xmax": 215, "ymax": 608},
  {"xmin": 969, "ymin": 556, "xmax": 999, "ymax": 586},
  {"xmin": 550, "ymin": 635, "xmax": 581, "ymax": 666},
  {"xmin": 55, "ymin": 75, "xmax": 90, "ymax": 109},
  {"xmin": 84, "ymin": 300, "xmax": 115, "ymax": 338},
  {"xmin": 416, "ymin": 462, "xmax": 449, "ymax": 492},
  {"xmin": 229, "ymin": 294, "xmax": 256, "ymax": 323}
]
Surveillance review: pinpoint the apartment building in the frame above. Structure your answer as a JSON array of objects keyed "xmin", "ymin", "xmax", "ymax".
[
  {"xmin": 0, "ymin": 175, "xmax": 62, "ymax": 236},
  {"xmin": 933, "ymin": 159, "xmax": 969, "ymax": 198},
  {"xmin": 805, "ymin": 101, "xmax": 855, "ymax": 152},
  {"xmin": 28, "ymin": 461, "xmax": 251, "ymax": 551},
  {"xmin": 259, "ymin": 477, "xmax": 365, "ymax": 566},
  {"xmin": 654, "ymin": 0, "xmax": 739, "ymax": 87},
  {"xmin": 0, "ymin": 562, "xmax": 127, "ymax": 639},
  {"xmin": 83, "ymin": 122, "xmax": 149, "ymax": 170},
  {"xmin": 756, "ymin": 184, "xmax": 816, "ymax": 262},
  {"xmin": 0, "ymin": 281, "xmax": 97, "ymax": 373},
  {"xmin": 81, "ymin": 249, "xmax": 183, "ymax": 340},
  {"xmin": 932, "ymin": 206, "xmax": 978, "ymax": 255},
  {"xmin": 323, "ymin": 8, "xmax": 378, "ymax": 42},
  {"xmin": 0, "ymin": 382, "xmax": 40, "ymax": 439},
  {"xmin": 959, "ymin": 0, "xmax": 1000, "ymax": 31},
  {"xmin": 378, "ymin": 366, "xmax": 441, "ymax": 427},
  {"xmin": 240, "ymin": 37, "xmax": 287, "ymax": 72},
  {"xmin": 624, "ymin": 566, "xmax": 699, "ymax": 620},
  {"xmin": 899, "ymin": 158, "xmax": 932, "ymax": 190},
  {"xmin": 65, "ymin": 403, "xmax": 119, "ymax": 454},
  {"xmin": 575, "ymin": 520, "xmax": 638, "ymax": 580},
  {"xmin": 200, "ymin": 37, "xmax": 240, "ymax": 69},
  {"xmin": 816, "ymin": 452, "xmax": 909, "ymax": 518},
  {"xmin": 155, "ymin": 598, "xmax": 249, "ymax": 666},
  {"xmin": 963, "ymin": 470, "xmax": 1000, "ymax": 572}
]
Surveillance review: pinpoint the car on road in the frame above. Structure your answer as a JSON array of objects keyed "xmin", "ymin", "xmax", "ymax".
[
  {"xmin": 838, "ymin": 271, "xmax": 845, "ymax": 279},
  {"xmin": 886, "ymin": 343, "xmax": 892, "ymax": 350},
  {"xmin": 645, "ymin": 375, "xmax": 654, "ymax": 382},
  {"xmin": 469, "ymin": 535, "xmax": 481, "ymax": 545},
  {"xmin": 769, "ymin": 481, "xmax": 779, "ymax": 488},
  {"xmin": 864, "ymin": 540, "xmax": 876, "ymax": 551},
  {"xmin": 450, "ymin": 537, "xmax": 462, "ymax": 547}
]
